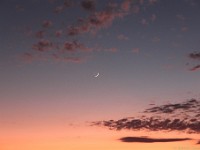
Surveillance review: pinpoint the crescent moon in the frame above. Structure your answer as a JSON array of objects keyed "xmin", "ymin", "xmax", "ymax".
[{"xmin": 94, "ymin": 72, "xmax": 99, "ymax": 77}]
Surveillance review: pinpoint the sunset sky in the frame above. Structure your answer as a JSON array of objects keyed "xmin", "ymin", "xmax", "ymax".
[{"xmin": 1, "ymin": 0, "xmax": 200, "ymax": 150}]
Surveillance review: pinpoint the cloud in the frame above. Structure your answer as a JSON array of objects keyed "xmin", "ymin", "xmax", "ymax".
[
  {"xmin": 81, "ymin": 0, "xmax": 96, "ymax": 11},
  {"xmin": 42, "ymin": 20, "xmax": 53, "ymax": 28},
  {"xmin": 120, "ymin": 136, "xmax": 191, "ymax": 143},
  {"xmin": 62, "ymin": 40, "xmax": 92, "ymax": 52},
  {"xmin": 189, "ymin": 65, "xmax": 200, "ymax": 71},
  {"xmin": 92, "ymin": 99, "xmax": 200, "ymax": 134},
  {"xmin": 189, "ymin": 52, "xmax": 200, "ymax": 60},
  {"xmin": 32, "ymin": 39, "xmax": 53, "ymax": 51},
  {"xmin": 197, "ymin": 140, "xmax": 200, "ymax": 144},
  {"xmin": 121, "ymin": 0, "xmax": 132, "ymax": 12}
]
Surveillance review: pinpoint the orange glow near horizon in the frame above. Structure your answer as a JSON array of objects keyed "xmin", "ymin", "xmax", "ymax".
[{"xmin": 1, "ymin": 124, "xmax": 199, "ymax": 150}]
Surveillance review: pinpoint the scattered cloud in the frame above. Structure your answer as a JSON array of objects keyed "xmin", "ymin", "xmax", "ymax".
[
  {"xmin": 120, "ymin": 136, "xmax": 191, "ymax": 143},
  {"xmin": 32, "ymin": 39, "xmax": 53, "ymax": 52},
  {"xmin": 92, "ymin": 99, "xmax": 200, "ymax": 134}
]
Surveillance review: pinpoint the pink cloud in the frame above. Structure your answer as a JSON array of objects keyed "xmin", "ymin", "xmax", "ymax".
[
  {"xmin": 55, "ymin": 30, "xmax": 63, "ymax": 37},
  {"xmin": 32, "ymin": 39, "xmax": 53, "ymax": 51},
  {"xmin": 189, "ymin": 65, "xmax": 200, "ymax": 71}
]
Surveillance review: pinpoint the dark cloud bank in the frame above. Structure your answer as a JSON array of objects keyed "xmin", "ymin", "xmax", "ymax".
[{"xmin": 92, "ymin": 99, "xmax": 200, "ymax": 133}]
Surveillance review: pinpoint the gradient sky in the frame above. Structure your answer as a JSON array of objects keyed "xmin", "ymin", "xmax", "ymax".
[{"xmin": 1, "ymin": 0, "xmax": 200, "ymax": 150}]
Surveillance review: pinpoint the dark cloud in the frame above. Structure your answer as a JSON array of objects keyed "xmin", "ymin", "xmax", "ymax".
[
  {"xmin": 197, "ymin": 140, "xmax": 200, "ymax": 144},
  {"xmin": 189, "ymin": 52, "xmax": 200, "ymax": 60},
  {"xmin": 120, "ymin": 136, "xmax": 191, "ymax": 143},
  {"xmin": 143, "ymin": 99, "xmax": 199, "ymax": 114},
  {"xmin": 81, "ymin": 0, "xmax": 95, "ymax": 11},
  {"xmin": 92, "ymin": 99, "xmax": 200, "ymax": 134}
]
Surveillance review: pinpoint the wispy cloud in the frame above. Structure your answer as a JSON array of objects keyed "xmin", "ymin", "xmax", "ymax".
[{"xmin": 120, "ymin": 136, "xmax": 191, "ymax": 143}]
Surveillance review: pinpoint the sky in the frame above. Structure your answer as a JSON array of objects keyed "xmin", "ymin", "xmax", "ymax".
[{"xmin": 0, "ymin": 0, "xmax": 200, "ymax": 150}]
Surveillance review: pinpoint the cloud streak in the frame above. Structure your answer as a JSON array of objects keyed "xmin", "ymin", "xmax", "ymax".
[{"xmin": 120, "ymin": 137, "xmax": 191, "ymax": 143}]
